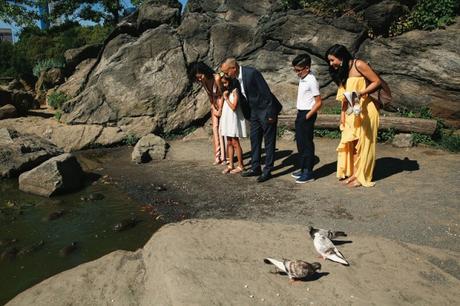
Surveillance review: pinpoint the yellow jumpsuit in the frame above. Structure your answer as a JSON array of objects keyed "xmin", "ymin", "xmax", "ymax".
[{"xmin": 336, "ymin": 77, "xmax": 379, "ymax": 187}]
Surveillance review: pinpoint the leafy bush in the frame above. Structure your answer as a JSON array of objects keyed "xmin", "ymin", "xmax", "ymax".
[
  {"xmin": 390, "ymin": 0, "xmax": 459, "ymax": 35},
  {"xmin": 54, "ymin": 110, "xmax": 62, "ymax": 122},
  {"xmin": 377, "ymin": 128, "xmax": 396, "ymax": 143},
  {"xmin": 438, "ymin": 133, "xmax": 460, "ymax": 152},
  {"xmin": 47, "ymin": 91, "xmax": 68, "ymax": 109},
  {"xmin": 2, "ymin": 22, "xmax": 113, "ymax": 78},
  {"xmin": 123, "ymin": 133, "xmax": 139, "ymax": 146},
  {"xmin": 314, "ymin": 128, "xmax": 341, "ymax": 139},
  {"xmin": 33, "ymin": 58, "xmax": 65, "ymax": 77}
]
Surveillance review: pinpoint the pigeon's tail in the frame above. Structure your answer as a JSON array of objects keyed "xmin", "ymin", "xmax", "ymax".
[
  {"xmin": 327, "ymin": 253, "xmax": 349, "ymax": 266},
  {"xmin": 333, "ymin": 231, "xmax": 347, "ymax": 238},
  {"xmin": 263, "ymin": 258, "xmax": 287, "ymax": 273}
]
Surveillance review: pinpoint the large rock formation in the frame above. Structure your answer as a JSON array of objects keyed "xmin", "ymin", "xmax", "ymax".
[
  {"xmin": 6, "ymin": 220, "xmax": 460, "ymax": 305},
  {"xmin": 57, "ymin": 0, "xmax": 460, "ymax": 140},
  {"xmin": 0, "ymin": 128, "xmax": 63, "ymax": 178}
]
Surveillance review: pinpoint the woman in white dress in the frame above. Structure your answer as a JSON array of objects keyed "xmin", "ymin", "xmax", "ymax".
[{"xmin": 220, "ymin": 76, "xmax": 247, "ymax": 174}]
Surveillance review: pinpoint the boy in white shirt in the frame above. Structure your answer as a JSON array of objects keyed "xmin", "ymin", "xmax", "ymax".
[{"xmin": 291, "ymin": 54, "xmax": 322, "ymax": 183}]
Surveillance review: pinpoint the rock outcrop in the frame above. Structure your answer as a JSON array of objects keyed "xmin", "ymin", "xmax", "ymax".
[
  {"xmin": 18, "ymin": 153, "xmax": 84, "ymax": 197},
  {"xmin": 6, "ymin": 220, "xmax": 460, "ymax": 305},
  {"xmin": 56, "ymin": 0, "xmax": 459, "ymax": 135},
  {"xmin": 0, "ymin": 128, "xmax": 63, "ymax": 178}
]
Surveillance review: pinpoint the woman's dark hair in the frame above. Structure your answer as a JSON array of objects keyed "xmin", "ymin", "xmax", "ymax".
[
  {"xmin": 188, "ymin": 61, "xmax": 215, "ymax": 82},
  {"xmin": 325, "ymin": 44, "xmax": 354, "ymax": 87},
  {"xmin": 292, "ymin": 53, "xmax": 311, "ymax": 67}
]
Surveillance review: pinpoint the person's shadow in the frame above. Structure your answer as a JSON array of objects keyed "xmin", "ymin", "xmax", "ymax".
[{"xmin": 373, "ymin": 157, "xmax": 419, "ymax": 181}]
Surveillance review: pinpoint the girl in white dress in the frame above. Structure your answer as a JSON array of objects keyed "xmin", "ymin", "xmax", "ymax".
[{"xmin": 220, "ymin": 76, "xmax": 247, "ymax": 174}]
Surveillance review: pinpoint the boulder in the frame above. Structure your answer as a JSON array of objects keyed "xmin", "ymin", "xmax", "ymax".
[
  {"xmin": 0, "ymin": 104, "xmax": 17, "ymax": 119},
  {"xmin": 364, "ymin": 0, "xmax": 408, "ymax": 36},
  {"xmin": 55, "ymin": 59, "xmax": 97, "ymax": 99},
  {"xmin": 136, "ymin": 0, "xmax": 182, "ymax": 32},
  {"xmin": 0, "ymin": 88, "xmax": 36, "ymax": 115},
  {"xmin": 357, "ymin": 18, "xmax": 460, "ymax": 127},
  {"xmin": 6, "ymin": 220, "xmax": 460, "ymax": 305},
  {"xmin": 64, "ymin": 44, "xmax": 102, "ymax": 74},
  {"xmin": 0, "ymin": 128, "xmax": 63, "ymax": 178},
  {"xmin": 35, "ymin": 68, "xmax": 65, "ymax": 93},
  {"xmin": 392, "ymin": 133, "xmax": 413, "ymax": 148},
  {"xmin": 131, "ymin": 134, "xmax": 167, "ymax": 163},
  {"xmin": 18, "ymin": 153, "xmax": 84, "ymax": 197}
]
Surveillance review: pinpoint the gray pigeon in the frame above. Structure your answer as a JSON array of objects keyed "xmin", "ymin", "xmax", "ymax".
[
  {"xmin": 263, "ymin": 258, "xmax": 321, "ymax": 280},
  {"xmin": 308, "ymin": 226, "xmax": 347, "ymax": 240},
  {"xmin": 311, "ymin": 231, "xmax": 349, "ymax": 266}
]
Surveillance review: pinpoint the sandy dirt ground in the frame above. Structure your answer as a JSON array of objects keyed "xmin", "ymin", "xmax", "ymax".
[{"xmin": 78, "ymin": 136, "xmax": 460, "ymax": 279}]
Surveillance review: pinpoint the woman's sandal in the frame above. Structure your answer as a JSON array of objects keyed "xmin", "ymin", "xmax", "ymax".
[
  {"xmin": 230, "ymin": 166, "xmax": 243, "ymax": 174},
  {"xmin": 222, "ymin": 166, "xmax": 233, "ymax": 174}
]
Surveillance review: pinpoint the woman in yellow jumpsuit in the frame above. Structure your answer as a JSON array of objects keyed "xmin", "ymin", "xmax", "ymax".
[{"xmin": 325, "ymin": 44, "xmax": 381, "ymax": 187}]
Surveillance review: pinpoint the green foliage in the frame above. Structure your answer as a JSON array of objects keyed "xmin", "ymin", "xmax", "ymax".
[
  {"xmin": 277, "ymin": 126, "xmax": 288, "ymax": 138},
  {"xmin": 47, "ymin": 91, "xmax": 68, "ymax": 110},
  {"xmin": 377, "ymin": 128, "xmax": 396, "ymax": 143},
  {"xmin": 397, "ymin": 106, "xmax": 433, "ymax": 119},
  {"xmin": 411, "ymin": 132, "xmax": 434, "ymax": 145},
  {"xmin": 50, "ymin": 0, "xmax": 131, "ymax": 25},
  {"xmin": 314, "ymin": 129, "xmax": 341, "ymax": 139},
  {"xmin": 54, "ymin": 110, "xmax": 62, "ymax": 122},
  {"xmin": 33, "ymin": 58, "xmax": 66, "ymax": 77},
  {"xmin": 390, "ymin": 0, "xmax": 459, "ymax": 35},
  {"xmin": 438, "ymin": 132, "xmax": 460, "ymax": 152},
  {"xmin": 123, "ymin": 133, "xmax": 139, "ymax": 146},
  {"xmin": 320, "ymin": 104, "xmax": 342, "ymax": 115},
  {"xmin": 0, "ymin": 22, "xmax": 112, "ymax": 78},
  {"xmin": 0, "ymin": 0, "xmax": 40, "ymax": 27}
]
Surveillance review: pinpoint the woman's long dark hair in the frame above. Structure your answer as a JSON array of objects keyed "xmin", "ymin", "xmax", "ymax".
[
  {"xmin": 325, "ymin": 44, "xmax": 354, "ymax": 87},
  {"xmin": 188, "ymin": 61, "xmax": 215, "ymax": 82}
]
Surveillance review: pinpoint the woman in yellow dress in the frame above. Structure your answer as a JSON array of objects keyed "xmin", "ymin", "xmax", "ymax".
[{"xmin": 325, "ymin": 44, "xmax": 381, "ymax": 187}]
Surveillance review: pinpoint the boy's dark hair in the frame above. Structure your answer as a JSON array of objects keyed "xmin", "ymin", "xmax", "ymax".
[{"xmin": 292, "ymin": 54, "xmax": 311, "ymax": 68}]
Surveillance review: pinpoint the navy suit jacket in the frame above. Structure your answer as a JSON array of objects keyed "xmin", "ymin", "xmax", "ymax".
[{"xmin": 239, "ymin": 66, "xmax": 282, "ymax": 121}]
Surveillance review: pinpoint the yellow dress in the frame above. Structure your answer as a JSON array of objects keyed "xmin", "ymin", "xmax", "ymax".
[{"xmin": 336, "ymin": 77, "xmax": 379, "ymax": 187}]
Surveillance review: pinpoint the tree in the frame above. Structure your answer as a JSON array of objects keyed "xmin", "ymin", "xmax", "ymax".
[
  {"xmin": 0, "ymin": 0, "xmax": 41, "ymax": 26},
  {"xmin": 50, "ymin": 0, "xmax": 130, "ymax": 25}
]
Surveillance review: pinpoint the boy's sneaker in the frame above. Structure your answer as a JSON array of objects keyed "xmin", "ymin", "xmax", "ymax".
[
  {"xmin": 291, "ymin": 170, "xmax": 304, "ymax": 179},
  {"xmin": 295, "ymin": 172, "xmax": 315, "ymax": 184}
]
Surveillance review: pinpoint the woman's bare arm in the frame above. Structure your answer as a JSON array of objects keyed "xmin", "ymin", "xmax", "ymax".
[{"xmin": 355, "ymin": 60, "xmax": 381, "ymax": 97}]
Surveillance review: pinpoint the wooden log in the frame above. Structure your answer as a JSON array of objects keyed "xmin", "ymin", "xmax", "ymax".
[{"xmin": 278, "ymin": 114, "xmax": 437, "ymax": 135}]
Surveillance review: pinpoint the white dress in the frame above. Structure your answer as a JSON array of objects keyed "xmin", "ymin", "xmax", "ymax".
[{"xmin": 220, "ymin": 90, "xmax": 247, "ymax": 138}]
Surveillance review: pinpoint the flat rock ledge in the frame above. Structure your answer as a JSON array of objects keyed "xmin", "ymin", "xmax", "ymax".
[{"xmin": 7, "ymin": 219, "xmax": 460, "ymax": 305}]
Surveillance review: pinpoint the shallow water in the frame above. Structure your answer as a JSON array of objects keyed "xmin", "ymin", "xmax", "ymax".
[{"xmin": 0, "ymin": 169, "xmax": 163, "ymax": 304}]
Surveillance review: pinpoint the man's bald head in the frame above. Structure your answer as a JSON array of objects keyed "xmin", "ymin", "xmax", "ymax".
[{"xmin": 220, "ymin": 57, "xmax": 239, "ymax": 79}]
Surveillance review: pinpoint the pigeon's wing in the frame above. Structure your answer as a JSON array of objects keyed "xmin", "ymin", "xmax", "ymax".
[
  {"xmin": 264, "ymin": 258, "xmax": 287, "ymax": 273},
  {"xmin": 316, "ymin": 235, "xmax": 336, "ymax": 254},
  {"xmin": 324, "ymin": 246, "xmax": 349, "ymax": 265},
  {"xmin": 288, "ymin": 260, "xmax": 312, "ymax": 279}
]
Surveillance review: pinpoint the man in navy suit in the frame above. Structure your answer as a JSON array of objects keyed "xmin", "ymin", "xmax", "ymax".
[{"xmin": 221, "ymin": 58, "xmax": 282, "ymax": 182}]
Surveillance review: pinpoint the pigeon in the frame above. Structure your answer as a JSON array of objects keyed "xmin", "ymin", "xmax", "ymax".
[
  {"xmin": 263, "ymin": 258, "xmax": 321, "ymax": 280},
  {"xmin": 308, "ymin": 226, "xmax": 347, "ymax": 240},
  {"xmin": 311, "ymin": 232, "xmax": 349, "ymax": 266}
]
